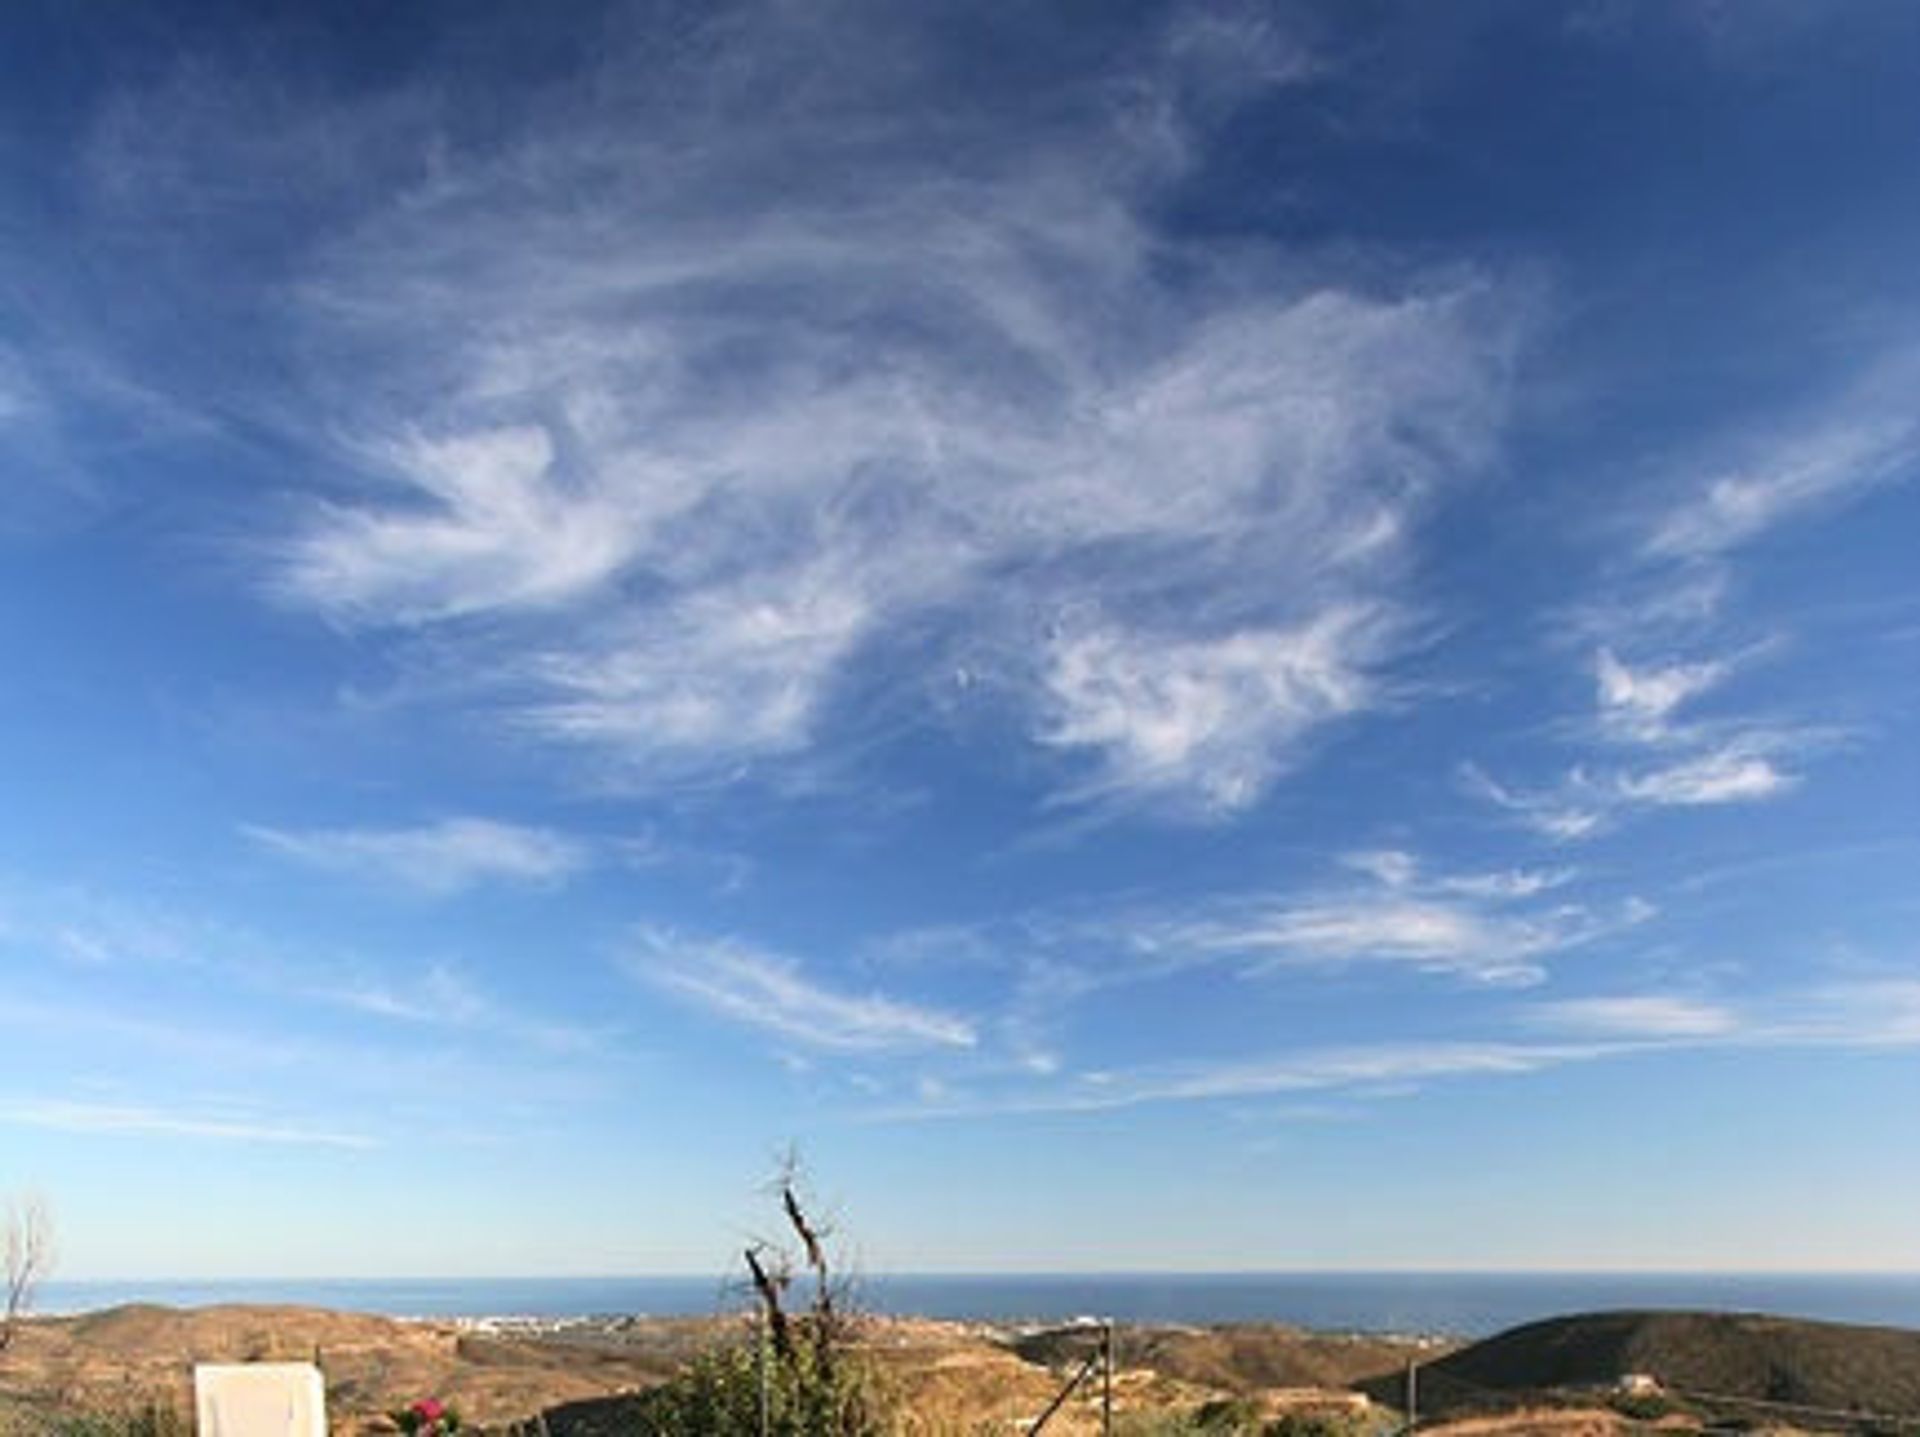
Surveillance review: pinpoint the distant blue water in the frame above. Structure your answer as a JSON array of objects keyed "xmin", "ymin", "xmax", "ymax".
[{"xmin": 37, "ymin": 1273, "xmax": 1920, "ymax": 1338}]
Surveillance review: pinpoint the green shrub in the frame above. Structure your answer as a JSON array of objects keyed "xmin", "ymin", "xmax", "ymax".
[
  {"xmin": 1194, "ymin": 1397, "xmax": 1265, "ymax": 1431},
  {"xmin": 1113, "ymin": 1404, "xmax": 1369, "ymax": 1437},
  {"xmin": 626, "ymin": 1334, "xmax": 884, "ymax": 1436},
  {"xmin": 1609, "ymin": 1390, "xmax": 1684, "ymax": 1422}
]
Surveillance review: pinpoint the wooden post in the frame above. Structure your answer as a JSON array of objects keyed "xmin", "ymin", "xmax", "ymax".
[{"xmin": 1405, "ymin": 1357, "xmax": 1418, "ymax": 1433}]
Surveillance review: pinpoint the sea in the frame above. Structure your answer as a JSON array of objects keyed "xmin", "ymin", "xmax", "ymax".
[{"xmin": 35, "ymin": 1273, "xmax": 1920, "ymax": 1338}]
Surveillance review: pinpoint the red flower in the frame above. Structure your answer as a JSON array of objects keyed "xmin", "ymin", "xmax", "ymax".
[{"xmin": 411, "ymin": 1399, "xmax": 445, "ymax": 1423}]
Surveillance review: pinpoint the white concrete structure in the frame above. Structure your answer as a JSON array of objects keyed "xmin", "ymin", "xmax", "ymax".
[{"xmin": 194, "ymin": 1362, "xmax": 327, "ymax": 1437}]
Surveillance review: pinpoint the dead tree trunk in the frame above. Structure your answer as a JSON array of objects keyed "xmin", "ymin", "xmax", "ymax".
[
  {"xmin": 2, "ymin": 1196, "xmax": 53, "ymax": 1356},
  {"xmin": 743, "ymin": 1245, "xmax": 793, "ymax": 1363}
]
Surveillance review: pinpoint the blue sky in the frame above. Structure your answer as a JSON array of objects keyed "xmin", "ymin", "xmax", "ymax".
[{"xmin": 3, "ymin": 0, "xmax": 1918, "ymax": 1280}]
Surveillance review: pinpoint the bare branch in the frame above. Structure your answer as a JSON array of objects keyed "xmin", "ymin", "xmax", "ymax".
[
  {"xmin": 2, "ymin": 1194, "xmax": 54, "ymax": 1356},
  {"xmin": 742, "ymin": 1243, "xmax": 792, "ymax": 1363},
  {"xmin": 782, "ymin": 1183, "xmax": 827, "ymax": 1277}
]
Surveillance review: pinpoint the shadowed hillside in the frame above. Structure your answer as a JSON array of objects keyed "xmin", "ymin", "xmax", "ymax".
[
  {"xmin": 1012, "ymin": 1322, "xmax": 1441, "ymax": 1393},
  {"xmin": 1372, "ymin": 1310, "xmax": 1920, "ymax": 1423}
]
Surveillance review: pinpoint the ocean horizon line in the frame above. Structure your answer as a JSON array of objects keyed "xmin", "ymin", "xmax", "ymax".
[
  {"xmin": 38, "ymin": 1270, "xmax": 1920, "ymax": 1338},
  {"xmin": 45, "ymin": 1266, "xmax": 1920, "ymax": 1283}
]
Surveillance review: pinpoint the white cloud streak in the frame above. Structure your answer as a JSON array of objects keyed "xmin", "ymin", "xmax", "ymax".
[
  {"xmin": 1136, "ymin": 893, "xmax": 1642, "ymax": 987},
  {"xmin": 1109, "ymin": 851, "xmax": 1646, "ymax": 986},
  {"xmin": 1768, "ymin": 979, "xmax": 1920, "ymax": 1048},
  {"xmin": 1613, "ymin": 743, "xmax": 1794, "ymax": 806},
  {"xmin": 875, "ymin": 1038, "xmax": 1611, "ymax": 1119},
  {"xmin": 1647, "ymin": 416, "xmax": 1917, "ymax": 560},
  {"xmin": 0, "ymin": 1098, "xmax": 374, "ymax": 1148},
  {"xmin": 1527, "ymin": 994, "xmax": 1738, "ymax": 1039},
  {"xmin": 245, "ymin": 817, "xmax": 588, "ymax": 895},
  {"xmin": 312, "ymin": 961, "xmax": 603, "ymax": 1054},
  {"xmin": 877, "ymin": 975, "xmax": 1920, "ymax": 1120},
  {"xmin": 629, "ymin": 926, "xmax": 976, "ymax": 1053}
]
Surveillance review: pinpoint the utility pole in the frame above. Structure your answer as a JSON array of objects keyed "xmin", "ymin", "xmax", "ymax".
[{"xmin": 1101, "ymin": 1321, "xmax": 1113, "ymax": 1435}]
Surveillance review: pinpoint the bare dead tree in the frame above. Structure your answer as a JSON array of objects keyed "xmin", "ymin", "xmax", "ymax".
[
  {"xmin": 743, "ymin": 1242, "xmax": 793, "ymax": 1362},
  {"xmin": 2, "ymin": 1194, "xmax": 53, "ymax": 1356},
  {"xmin": 771, "ymin": 1149, "xmax": 853, "ymax": 1383}
]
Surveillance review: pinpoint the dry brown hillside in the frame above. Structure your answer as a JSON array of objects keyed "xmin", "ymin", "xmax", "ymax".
[
  {"xmin": 0, "ymin": 1305, "xmax": 1427, "ymax": 1434},
  {"xmin": 0, "ymin": 1305, "xmax": 700, "ymax": 1432}
]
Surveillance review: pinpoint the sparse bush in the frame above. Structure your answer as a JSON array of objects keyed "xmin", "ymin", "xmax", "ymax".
[
  {"xmin": 1262, "ymin": 1414, "xmax": 1363, "ymax": 1437},
  {"xmin": 1114, "ymin": 1413, "xmax": 1218, "ymax": 1437},
  {"xmin": 38, "ymin": 1404, "xmax": 191, "ymax": 1437}
]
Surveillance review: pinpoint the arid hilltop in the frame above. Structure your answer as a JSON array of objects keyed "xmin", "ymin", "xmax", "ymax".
[{"xmin": 0, "ymin": 1304, "xmax": 1424, "ymax": 1433}]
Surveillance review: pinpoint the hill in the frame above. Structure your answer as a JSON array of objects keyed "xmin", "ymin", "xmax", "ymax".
[
  {"xmin": 0, "ymin": 1304, "xmax": 701, "ymax": 1431},
  {"xmin": 1012, "ymin": 1321, "xmax": 1441, "ymax": 1393},
  {"xmin": 1387, "ymin": 1309, "xmax": 1920, "ymax": 1424}
]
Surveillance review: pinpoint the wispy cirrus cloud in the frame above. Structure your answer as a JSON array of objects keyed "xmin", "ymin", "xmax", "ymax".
[
  {"xmin": 1526, "ymin": 993, "xmax": 1738, "ymax": 1039},
  {"xmin": 311, "ymin": 960, "xmax": 604, "ymax": 1054},
  {"xmin": 1037, "ymin": 604, "xmax": 1393, "ymax": 815},
  {"xmin": 874, "ymin": 1038, "xmax": 1612, "ymax": 1120},
  {"xmin": 1466, "ymin": 645, "xmax": 1813, "ymax": 840},
  {"xmin": 1770, "ymin": 979, "xmax": 1920, "ymax": 1048},
  {"xmin": 1475, "ymin": 352, "xmax": 1913, "ymax": 845},
  {"xmin": 1341, "ymin": 848, "xmax": 1574, "ymax": 899},
  {"xmin": 868, "ymin": 853, "xmax": 1627, "ymax": 1052},
  {"xmin": 62, "ymin": 3, "xmax": 1529, "ymax": 811},
  {"xmin": 1468, "ymin": 625, "xmax": 1813, "ymax": 841},
  {"xmin": 0, "ymin": 343, "xmax": 42, "ymax": 430},
  {"xmin": 280, "ymin": 427, "xmax": 639, "ymax": 624},
  {"xmin": 245, "ymin": 817, "xmax": 588, "ymax": 895},
  {"xmin": 628, "ymin": 926, "xmax": 976, "ymax": 1053},
  {"xmin": 0, "ymin": 1097, "xmax": 374, "ymax": 1148},
  {"xmin": 1612, "ymin": 740, "xmax": 1795, "ymax": 806},
  {"xmin": 1645, "ymin": 414, "xmax": 1917, "ymax": 561},
  {"xmin": 875, "ymin": 975, "xmax": 1920, "ymax": 1120},
  {"xmin": 1593, "ymin": 646, "xmax": 1730, "ymax": 743},
  {"xmin": 1161, "ymin": 901, "xmax": 1561, "ymax": 984},
  {"xmin": 1125, "ymin": 851, "xmax": 1645, "ymax": 986},
  {"xmin": 517, "ymin": 550, "xmax": 883, "ymax": 764},
  {"xmin": 1465, "ymin": 746, "xmax": 1799, "ymax": 841}
]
